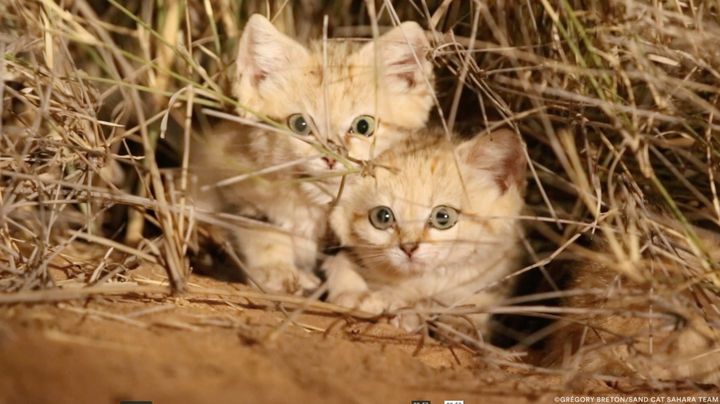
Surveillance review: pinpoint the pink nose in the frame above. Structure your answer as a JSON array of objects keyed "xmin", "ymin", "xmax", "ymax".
[
  {"xmin": 400, "ymin": 242, "xmax": 418, "ymax": 257},
  {"xmin": 322, "ymin": 157, "xmax": 336, "ymax": 169}
]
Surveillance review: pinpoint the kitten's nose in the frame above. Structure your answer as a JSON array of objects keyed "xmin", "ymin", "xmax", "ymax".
[
  {"xmin": 322, "ymin": 157, "xmax": 336, "ymax": 169},
  {"xmin": 400, "ymin": 242, "xmax": 419, "ymax": 257}
]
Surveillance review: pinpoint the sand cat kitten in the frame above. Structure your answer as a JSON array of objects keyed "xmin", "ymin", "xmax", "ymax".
[
  {"xmin": 323, "ymin": 129, "xmax": 526, "ymax": 333},
  {"xmin": 193, "ymin": 15, "xmax": 434, "ymax": 293}
]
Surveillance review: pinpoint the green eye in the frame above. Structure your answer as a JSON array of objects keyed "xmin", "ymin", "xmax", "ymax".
[
  {"xmin": 368, "ymin": 206, "xmax": 395, "ymax": 230},
  {"xmin": 428, "ymin": 205, "xmax": 459, "ymax": 230},
  {"xmin": 287, "ymin": 114, "xmax": 311, "ymax": 135},
  {"xmin": 350, "ymin": 115, "xmax": 376, "ymax": 137}
]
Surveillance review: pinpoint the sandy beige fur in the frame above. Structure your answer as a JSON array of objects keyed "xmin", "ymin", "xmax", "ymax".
[
  {"xmin": 192, "ymin": 14, "xmax": 435, "ymax": 293},
  {"xmin": 324, "ymin": 128, "xmax": 527, "ymax": 333}
]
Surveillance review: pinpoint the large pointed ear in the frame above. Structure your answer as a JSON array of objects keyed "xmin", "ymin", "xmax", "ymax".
[
  {"xmin": 457, "ymin": 129, "xmax": 527, "ymax": 193},
  {"xmin": 235, "ymin": 14, "xmax": 309, "ymax": 89},
  {"xmin": 356, "ymin": 21, "xmax": 432, "ymax": 92}
]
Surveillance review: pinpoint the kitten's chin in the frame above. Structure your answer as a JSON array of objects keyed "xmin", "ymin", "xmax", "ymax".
[
  {"xmin": 388, "ymin": 254, "xmax": 468, "ymax": 276},
  {"xmin": 387, "ymin": 258, "xmax": 429, "ymax": 276}
]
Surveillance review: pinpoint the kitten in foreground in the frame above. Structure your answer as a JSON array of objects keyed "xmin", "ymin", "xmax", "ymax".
[
  {"xmin": 323, "ymin": 128, "xmax": 527, "ymax": 335},
  {"xmin": 192, "ymin": 14, "xmax": 434, "ymax": 293}
]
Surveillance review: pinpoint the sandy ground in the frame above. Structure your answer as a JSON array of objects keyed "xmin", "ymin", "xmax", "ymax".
[{"xmin": 0, "ymin": 263, "xmax": 713, "ymax": 404}]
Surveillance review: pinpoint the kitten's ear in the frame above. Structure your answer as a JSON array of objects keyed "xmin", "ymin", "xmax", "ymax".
[
  {"xmin": 357, "ymin": 22, "xmax": 432, "ymax": 92},
  {"xmin": 457, "ymin": 129, "xmax": 527, "ymax": 193},
  {"xmin": 236, "ymin": 14, "xmax": 308, "ymax": 88}
]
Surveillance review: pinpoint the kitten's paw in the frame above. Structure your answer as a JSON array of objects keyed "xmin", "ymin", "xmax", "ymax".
[
  {"xmin": 297, "ymin": 270, "xmax": 321, "ymax": 294},
  {"xmin": 332, "ymin": 291, "xmax": 398, "ymax": 316},
  {"xmin": 332, "ymin": 291, "xmax": 425, "ymax": 332},
  {"xmin": 390, "ymin": 312, "xmax": 424, "ymax": 332},
  {"xmin": 249, "ymin": 264, "xmax": 300, "ymax": 294},
  {"xmin": 333, "ymin": 292, "xmax": 422, "ymax": 331}
]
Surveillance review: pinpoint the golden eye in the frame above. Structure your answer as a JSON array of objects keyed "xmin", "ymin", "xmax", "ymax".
[
  {"xmin": 428, "ymin": 205, "xmax": 459, "ymax": 230},
  {"xmin": 287, "ymin": 114, "xmax": 311, "ymax": 136},
  {"xmin": 368, "ymin": 206, "xmax": 395, "ymax": 230},
  {"xmin": 350, "ymin": 115, "xmax": 376, "ymax": 137}
]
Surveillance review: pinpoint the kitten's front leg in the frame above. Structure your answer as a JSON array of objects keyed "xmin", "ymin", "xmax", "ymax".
[
  {"xmin": 233, "ymin": 225, "xmax": 316, "ymax": 294},
  {"xmin": 322, "ymin": 252, "xmax": 372, "ymax": 307},
  {"xmin": 323, "ymin": 253, "xmax": 404, "ymax": 316}
]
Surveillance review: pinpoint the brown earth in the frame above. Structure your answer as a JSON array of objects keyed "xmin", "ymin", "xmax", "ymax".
[{"xmin": 0, "ymin": 263, "xmax": 712, "ymax": 404}]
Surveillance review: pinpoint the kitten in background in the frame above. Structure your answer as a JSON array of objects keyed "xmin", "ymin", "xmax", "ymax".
[
  {"xmin": 191, "ymin": 14, "xmax": 435, "ymax": 293},
  {"xmin": 323, "ymin": 128, "xmax": 527, "ymax": 335}
]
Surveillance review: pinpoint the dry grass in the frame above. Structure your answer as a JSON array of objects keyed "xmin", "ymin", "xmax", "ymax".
[{"xmin": 1, "ymin": 0, "xmax": 719, "ymax": 392}]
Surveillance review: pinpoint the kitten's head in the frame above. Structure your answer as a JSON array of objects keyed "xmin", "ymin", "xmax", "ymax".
[
  {"xmin": 234, "ymin": 14, "xmax": 434, "ymax": 176},
  {"xmin": 331, "ymin": 129, "xmax": 526, "ymax": 276}
]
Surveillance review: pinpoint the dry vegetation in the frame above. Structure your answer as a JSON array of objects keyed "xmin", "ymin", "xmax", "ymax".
[{"xmin": 1, "ymin": 0, "xmax": 720, "ymax": 399}]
